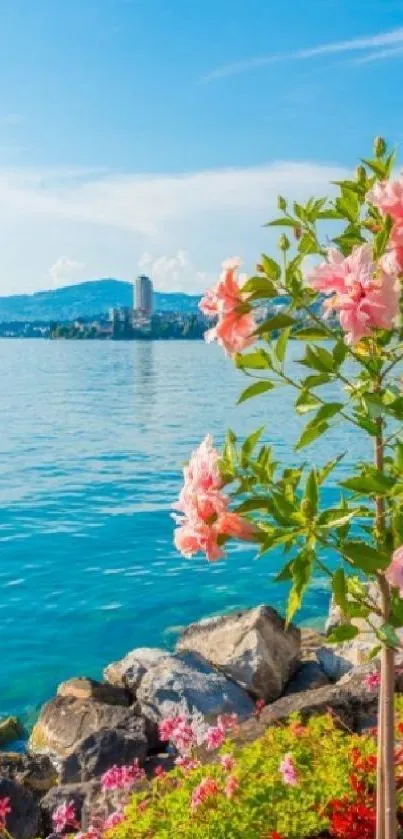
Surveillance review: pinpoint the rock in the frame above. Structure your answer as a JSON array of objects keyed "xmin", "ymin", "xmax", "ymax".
[
  {"xmin": 325, "ymin": 582, "xmax": 381, "ymax": 636},
  {"xmin": 0, "ymin": 752, "xmax": 57, "ymax": 793},
  {"xmin": 176, "ymin": 605, "xmax": 300, "ymax": 701},
  {"xmin": 40, "ymin": 781, "xmax": 93, "ymax": 833},
  {"xmin": 59, "ymin": 723, "xmax": 149, "ymax": 783},
  {"xmin": 29, "ymin": 695, "xmax": 151, "ymax": 759},
  {"xmin": 57, "ymin": 677, "xmax": 130, "ymax": 706},
  {"xmin": 0, "ymin": 778, "xmax": 39, "ymax": 839},
  {"xmin": 0, "ymin": 716, "xmax": 24, "ymax": 746},
  {"xmin": 137, "ymin": 651, "xmax": 255, "ymax": 723},
  {"xmin": 285, "ymin": 661, "xmax": 329, "ymax": 695},
  {"xmin": 104, "ymin": 648, "xmax": 168, "ymax": 693},
  {"xmin": 316, "ymin": 633, "xmax": 384, "ymax": 681},
  {"xmin": 300, "ymin": 628, "xmax": 325, "ymax": 660}
]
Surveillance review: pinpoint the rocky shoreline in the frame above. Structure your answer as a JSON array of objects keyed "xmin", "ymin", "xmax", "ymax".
[{"xmin": 0, "ymin": 601, "xmax": 396, "ymax": 838}]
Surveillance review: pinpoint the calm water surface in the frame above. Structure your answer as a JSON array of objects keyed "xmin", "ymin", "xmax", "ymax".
[{"xmin": 0, "ymin": 339, "xmax": 370, "ymax": 726}]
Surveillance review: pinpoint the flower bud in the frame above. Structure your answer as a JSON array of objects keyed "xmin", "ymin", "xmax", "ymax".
[
  {"xmin": 373, "ymin": 136, "xmax": 386, "ymax": 157},
  {"xmin": 279, "ymin": 234, "xmax": 290, "ymax": 252},
  {"xmin": 355, "ymin": 165, "xmax": 366, "ymax": 183},
  {"xmin": 278, "ymin": 195, "xmax": 287, "ymax": 211}
]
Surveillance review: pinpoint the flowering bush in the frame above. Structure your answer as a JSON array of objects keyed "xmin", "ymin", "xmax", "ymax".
[
  {"xmin": 173, "ymin": 136, "xmax": 403, "ymax": 839},
  {"xmin": 99, "ymin": 702, "xmax": 403, "ymax": 838}
]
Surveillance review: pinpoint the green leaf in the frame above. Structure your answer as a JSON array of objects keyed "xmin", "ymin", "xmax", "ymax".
[
  {"xmin": 261, "ymin": 254, "xmax": 281, "ymax": 281},
  {"xmin": 313, "ymin": 402, "xmax": 343, "ymax": 423},
  {"xmin": 241, "ymin": 276, "xmax": 277, "ymax": 297},
  {"xmin": 266, "ymin": 218, "xmax": 298, "ymax": 227},
  {"xmin": 298, "ymin": 232, "xmax": 319, "ymax": 255},
  {"xmin": 299, "ymin": 345, "xmax": 335, "ymax": 373},
  {"xmin": 234, "ymin": 349, "xmax": 271, "ymax": 370},
  {"xmin": 275, "ymin": 559, "xmax": 294, "ymax": 582},
  {"xmin": 333, "ymin": 339, "xmax": 347, "ymax": 367},
  {"xmin": 317, "ymin": 453, "xmax": 345, "ymax": 485},
  {"xmin": 317, "ymin": 508, "xmax": 358, "ymax": 529},
  {"xmin": 341, "ymin": 473, "xmax": 395, "ymax": 495},
  {"xmin": 286, "ymin": 549, "xmax": 313, "ymax": 624},
  {"xmin": 362, "ymin": 157, "xmax": 388, "ymax": 178},
  {"xmin": 327, "ymin": 624, "xmax": 359, "ymax": 643},
  {"xmin": 275, "ymin": 327, "xmax": 291, "ymax": 363},
  {"xmin": 294, "ymin": 326, "xmax": 329, "ymax": 341},
  {"xmin": 343, "ymin": 540, "xmax": 389, "ymax": 572},
  {"xmin": 376, "ymin": 622, "xmax": 401, "ymax": 649},
  {"xmin": 304, "ymin": 469, "xmax": 318, "ymax": 516},
  {"xmin": 255, "ymin": 314, "xmax": 295, "ymax": 334},
  {"xmin": 302, "ymin": 373, "xmax": 332, "ymax": 389},
  {"xmin": 332, "ymin": 568, "xmax": 347, "ymax": 609},
  {"xmin": 295, "ymin": 390, "xmax": 321, "ymax": 414},
  {"xmin": 295, "ymin": 421, "xmax": 329, "ymax": 451},
  {"xmin": 241, "ymin": 427, "xmax": 265, "ymax": 464},
  {"xmin": 237, "ymin": 380, "xmax": 274, "ymax": 404}
]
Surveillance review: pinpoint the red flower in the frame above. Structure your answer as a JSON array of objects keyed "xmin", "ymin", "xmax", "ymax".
[{"xmin": 328, "ymin": 796, "xmax": 376, "ymax": 839}]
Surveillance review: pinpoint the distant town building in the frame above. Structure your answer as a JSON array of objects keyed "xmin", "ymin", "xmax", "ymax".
[{"xmin": 135, "ymin": 275, "xmax": 153, "ymax": 317}]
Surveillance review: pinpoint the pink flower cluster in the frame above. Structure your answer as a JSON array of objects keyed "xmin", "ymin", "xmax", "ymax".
[
  {"xmin": 309, "ymin": 244, "xmax": 400, "ymax": 345},
  {"xmin": 199, "ymin": 257, "xmax": 257, "ymax": 354},
  {"xmin": 159, "ymin": 714, "xmax": 197, "ymax": 754},
  {"xmin": 367, "ymin": 177, "xmax": 403, "ymax": 272},
  {"xmin": 0, "ymin": 796, "xmax": 11, "ymax": 828},
  {"xmin": 364, "ymin": 671, "xmax": 381, "ymax": 692},
  {"xmin": 385, "ymin": 545, "xmax": 403, "ymax": 592},
  {"xmin": 191, "ymin": 777, "xmax": 220, "ymax": 810},
  {"xmin": 173, "ymin": 434, "xmax": 256, "ymax": 561},
  {"xmin": 103, "ymin": 811, "xmax": 124, "ymax": 829},
  {"xmin": 279, "ymin": 753, "xmax": 298, "ymax": 786},
  {"xmin": 100, "ymin": 760, "xmax": 145, "ymax": 792},
  {"xmin": 52, "ymin": 800, "xmax": 78, "ymax": 834}
]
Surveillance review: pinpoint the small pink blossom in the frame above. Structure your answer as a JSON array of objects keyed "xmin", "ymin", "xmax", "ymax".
[
  {"xmin": 364, "ymin": 670, "xmax": 381, "ymax": 692},
  {"xmin": 385, "ymin": 545, "xmax": 403, "ymax": 592},
  {"xmin": 279, "ymin": 753, "xmax": 298, "ymax": 786},
  {"xmin": 217, "ymin": 713, "xmax": 238, "ymax": 732},
  {"xmin": 224, "ymin": 775, "xmax": 240, "ymax": 799},
  {"xmin": 159, "ymin": 715, "xmax": 185, "ymax": 742},
  {"xmin": 52, "ymin": 801, "xmax": 77, "ymax": 833},
  {"xmin": 158, "ymin": 715, "xmax": 197, "ymax": 754},
  {"xmin": 254, "ymin": 698, "xmax": 266, "ymax": 717},
  {"xmin": 200, "ymin": 258, "xmax": 257, "ymax": 355},
  {"xmin": 309, "ymin": 244, "xmax": 400, "ymax": 344},
  {"xmin": 220, "ymin": 754, "xmax": 236, "ymax": 772},
  {"xmin": 154, "ymin": 764, "xmax": 167, "ymax": 779},
  {"xmin": 190, "ymin": 777, "xmax": 220, "ymax": 811},
  {"xmin": 103, "ymin": 811, "xmax": 124, "ymax": 829},
  {"xmin": 0, "ymin": 797, "xmax": 11, "ymax": 827},
  {"xmin": 175, "ymin": 755, "xmax": 201, "ymax": 772},
  {"xmin": 100, "ymin": 760, "xmax": 145, "ymax": 792},
  {"xmin": 205, "ymin": 725, "xmax": 226, "ymax": 751},
  {"xmin": 217, "ymin": 511, "xmax": 257, "ymax": 541}
]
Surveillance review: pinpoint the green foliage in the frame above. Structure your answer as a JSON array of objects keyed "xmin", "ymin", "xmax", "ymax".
[{"xmin": 107, "ymin": 714, "xmax": 381, "ymax": 839}]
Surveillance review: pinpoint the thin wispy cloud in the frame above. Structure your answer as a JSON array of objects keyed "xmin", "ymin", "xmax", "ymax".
[
  {"xmin": 202, "ymin": 26, "xmax": 403, "ymax": 82},
  {"xmin": 353, "ymin": 44, "xmax": 403, "ymax": 66}
]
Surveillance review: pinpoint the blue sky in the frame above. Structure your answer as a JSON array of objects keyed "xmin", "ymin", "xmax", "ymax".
[{"xmin": 1, "ymin": 0, "xmax": 403, "ymax": 294}]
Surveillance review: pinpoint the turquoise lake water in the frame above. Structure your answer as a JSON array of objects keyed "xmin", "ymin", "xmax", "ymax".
[{"xmin": 0, "ymin": 338, "xmax": 370, "ymax": 727}]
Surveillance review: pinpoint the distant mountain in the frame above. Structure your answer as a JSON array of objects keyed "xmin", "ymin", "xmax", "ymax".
[{"xmin": 0, "ymin": 279, "xmax": 203, "ymax": 322}]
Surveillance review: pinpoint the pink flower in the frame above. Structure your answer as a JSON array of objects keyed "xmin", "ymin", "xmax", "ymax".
[
  {"xmin": 159, "ymin": 715, "xmax": 185, "ymax": 742},
  {"xmin": 103, "ymin": 811, "xmax": 124, "ymax": 829},
  {"xmin": 154, "ymin": 764, "xmax": 167, "ymax": 779},
  {"xmin": 205, "ymin": 725, "xmax": 226, "ymax": 751},
  {"xmin": 364, "ymin": 671, "xmax": 381, "ymax": 692},
  {"xmin": 367, "ymin": 178, "xmax": 403, "ymax": 222},
  {"xmin": 255, "ymin": 698, "xmax": 266, "ymax": 717},
  {"xmin": 0, "ymin": 797, "xmax": 11, "ymax": 827},
  {"xmin": 279, "ymin": 753, "xmax": 298, "ymax": 786},
  {"xmin": 175, "ymin": 755, "xmax": 201, "ymax": 772},
  {"xmin": 217, "ymin": 713, "xmax": 238, "ymax": 731},
  {"xmin": 100, "ymin": 760, "xmax": 145, "ymax": 792},
  {"xmin": 173, "ymin": 435, "xmax": 255, "ymax": 562},
  {"xmin": 309, "ymin": 244, "xmax": 400, "ymax": 344},
  {"xmin": 190, "ymin": 777, "xmax": 220, "ymax": 810},
  {"xmin": 385, "ymin": 545, "xmax": 403, "ymax": 592},
  {"xmin": 52, "ymin": 801, "xmax": 77, "ymax": 833},
  {"xmin": 200, "ymin": 258, "xmax": 257, "ymax": 355},
  {"xmin": 220, "ymin": 754, "xmax": 236, "ymax": 772},
  {"xmin": 158, "ymin": 715, "xmax": 197, "ymax": 754},
  {"xmin": 224, "ymin": 775, "xmax": 239, "ymax": 799}
]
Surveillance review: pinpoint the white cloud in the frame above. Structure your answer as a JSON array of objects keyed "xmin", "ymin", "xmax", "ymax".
[
  {"xmin": 0, "ymin": 159, "xmax": 349, "ymax": 296},
  {"xmin": 202, "ymin": 26, "xmax": 403, "ymax": 82},
  {"xmin": 49, "ymin": 256, "xmax": 85, "ymax": 288}
]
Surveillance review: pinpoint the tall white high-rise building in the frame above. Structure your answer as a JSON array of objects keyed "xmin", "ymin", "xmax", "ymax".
[{"xmin": 134, "ymin": 275, "xmax": 153, "ymax": 317}]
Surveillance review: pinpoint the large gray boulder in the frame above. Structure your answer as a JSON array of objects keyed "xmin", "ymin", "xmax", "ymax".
[
  {"xmin": 137, "ymin": 651, "xmax": 255, "ymax": 722},
  {"xmin": 29, "ymin": 695, "xmax": 151, "ymax": 759},
  {"xmin": 59, "ymin": 724, "xmax": 149, "ymax": 783},
  {"xmin": 176, "ymin": 606, "xmax": 300, "ymax": 700},
  {"xmin": 0, "ymin": 778, "xmax": 39, "ymax": 839},
  {"xmin": 104, "ymin": 648, "xmax": 168, "ymax": 694}
]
